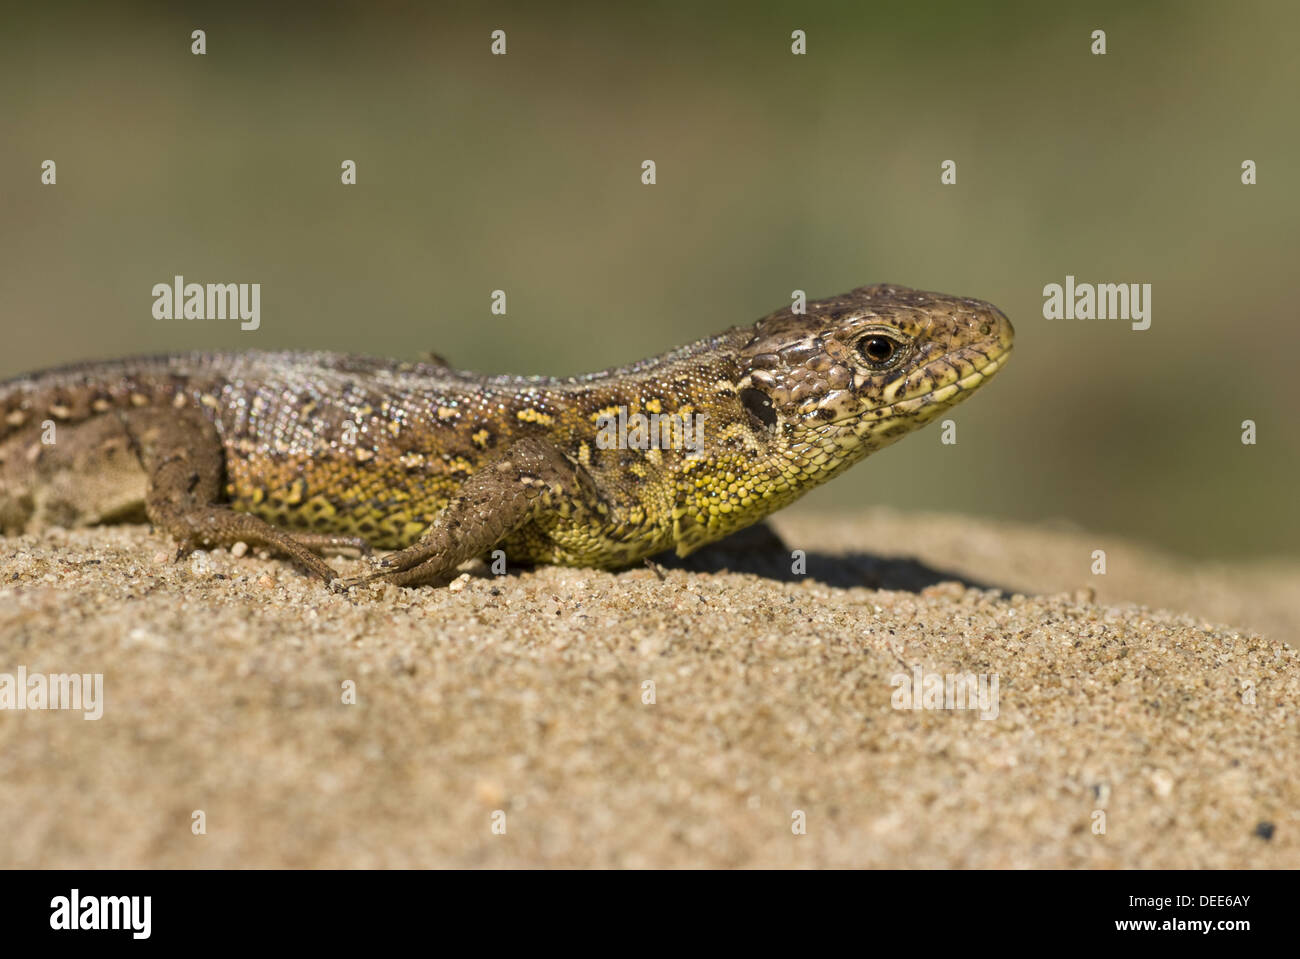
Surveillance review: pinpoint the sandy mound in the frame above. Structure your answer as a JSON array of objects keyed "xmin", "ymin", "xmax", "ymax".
[{"xmin": 0, "ymin": 511, "xmax": 1295, "ymax": 867}]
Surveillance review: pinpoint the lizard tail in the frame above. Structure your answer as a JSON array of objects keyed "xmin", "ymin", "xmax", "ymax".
[{"xmin": 0, "ymin": 355, "xmax": 197, "ymax": 442}]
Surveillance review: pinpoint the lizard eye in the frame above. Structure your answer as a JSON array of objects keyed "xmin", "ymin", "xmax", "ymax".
[{"xmin": 856, "ymin": 333, "xmax": 905, "ymax": 370}]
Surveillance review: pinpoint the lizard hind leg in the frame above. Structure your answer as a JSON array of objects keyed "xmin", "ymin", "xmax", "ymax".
[{"xmin": 121, "ymin": 407, "xmax": 349, "ymax": 583}]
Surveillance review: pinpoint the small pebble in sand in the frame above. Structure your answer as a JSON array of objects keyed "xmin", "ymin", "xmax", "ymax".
[
  {"xmin": 475, "ymin": 780, "xmax": 504, "ymax": 805},
  {"xmin": 231, "ymin": 541, "xmax": 249, "ymax": 558},
  {"xmin": 1150, "ymin": 770, "xmax": 1175, "ymax": 798}
]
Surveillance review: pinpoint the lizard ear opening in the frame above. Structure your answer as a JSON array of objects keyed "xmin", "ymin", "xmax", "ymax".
[{"xmin": 740, "ymin": 387, "xmax": 778, "ymax": 430}]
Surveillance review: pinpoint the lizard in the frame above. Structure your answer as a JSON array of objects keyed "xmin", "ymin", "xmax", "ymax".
[{"xmin": 0, "ymin": 284, "xmax": 1014, "ymax": 589}]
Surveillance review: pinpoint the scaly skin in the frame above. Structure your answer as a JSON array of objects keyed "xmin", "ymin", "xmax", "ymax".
[{"xmin": 0, "ymin": 284, "xmax": 1013, "ymax": 587}]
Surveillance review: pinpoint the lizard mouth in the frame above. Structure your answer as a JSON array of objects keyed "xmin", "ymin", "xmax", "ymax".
[
  {"xmin": 827, "ymin": 341, "xmax": 1012, "ymax": 426},
  {"xmin": 895, "ymin": 343, "xmax": 1012, "ymax": 413}
]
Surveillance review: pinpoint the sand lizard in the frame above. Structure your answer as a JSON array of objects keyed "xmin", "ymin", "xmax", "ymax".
[{"xmin": 0, "ymin": 284, "xmax": 1013, "ymax": 588}]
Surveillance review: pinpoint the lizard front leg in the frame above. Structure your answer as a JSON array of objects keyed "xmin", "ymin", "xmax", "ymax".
[{"xmin": 339, "ymin": 435, "xmax": 607, "ymax": 589}]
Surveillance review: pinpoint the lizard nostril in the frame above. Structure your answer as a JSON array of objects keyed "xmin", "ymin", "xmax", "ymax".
[{"xmin": 979, "ymin": 322, "xmax": 992, "ymax": 336}]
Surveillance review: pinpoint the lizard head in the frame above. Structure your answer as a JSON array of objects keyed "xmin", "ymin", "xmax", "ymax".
[{"xmin": 735, "ymin": 283, "xmax": 1014, "ymax": 465}]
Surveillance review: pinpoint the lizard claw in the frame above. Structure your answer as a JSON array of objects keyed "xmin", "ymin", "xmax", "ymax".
[{"xmin": 333, "ymin": 566, "xmax": 390, "ymax": 590}]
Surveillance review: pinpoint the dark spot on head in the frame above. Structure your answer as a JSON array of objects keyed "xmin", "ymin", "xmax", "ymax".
[
  {"xmin": 740, "ymin": 388, "xmax": 777, "ymax": 429},
  {"xmin": 1254, "ymin": 821, "xmax": 1275, "ymax": 841}
]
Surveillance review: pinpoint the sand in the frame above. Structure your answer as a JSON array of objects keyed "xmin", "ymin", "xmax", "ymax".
[{"xmin": 0, "ymin": 510, "xmax": 1295, "ymax": 868}]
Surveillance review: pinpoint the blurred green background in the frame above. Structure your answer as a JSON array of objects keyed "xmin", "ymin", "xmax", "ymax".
[{"xmin": 2, "ymin": 1, "xmax": 1296, "ymax": 560}]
